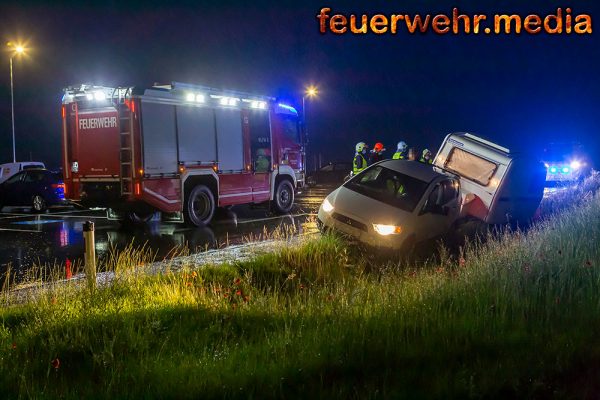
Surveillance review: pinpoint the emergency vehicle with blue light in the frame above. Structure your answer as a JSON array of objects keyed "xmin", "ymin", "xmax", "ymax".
[{"xmin": 61, "ymin": 82, "xmax": 305, "ymax": 226}]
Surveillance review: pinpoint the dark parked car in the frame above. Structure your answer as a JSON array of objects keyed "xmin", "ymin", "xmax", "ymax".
[
  {"xmin": 307, "ymin": 162, "xmax": 352, "ymax": 186},
  {"xmin": 0, "ymin": 169, "xmax": 68, "ymax": 212}
]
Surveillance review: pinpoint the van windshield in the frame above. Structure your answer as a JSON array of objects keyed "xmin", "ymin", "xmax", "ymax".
[{"xmin": 344, "ymin": 166, "xmax": 429, "ymax": 212}]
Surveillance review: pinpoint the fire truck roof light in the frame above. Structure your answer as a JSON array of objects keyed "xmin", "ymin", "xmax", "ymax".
[
  {"xmin": 186, "ymin": 93, "xmax": 195, "ymax": 102},
  {"xmin": 278, "ymin": 103, "xmax": 297, "ymax": 113},
  {"xmin": 86, "ymin": 93, "xmax": 94, "ymax": 101},
  {"xmin": 94, "ymin": 91, "xmax": 106, "ymax": 101},
  {"xmin": 196, "ymin": 94, "xmax": 205, "ymax": 103},
  {"xmin": 249, "ymin": 100, "xmax": 267, "ymax": 109},
  {"xmin": 220, "ymin": 97, "xmax": 229, "ymax": 105}
]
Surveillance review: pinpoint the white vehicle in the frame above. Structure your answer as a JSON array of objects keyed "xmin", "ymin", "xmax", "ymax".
[
  {"xmin": 434, "ymin": 133, "xmax": 545, "ymax": 224},
  {"xmin": 318, "ymin": 160, "xmax": 461, "ymax": 250},
  {"xmin": 0, "ymin": 162, "xmax": 46, "ymax": 184},
  {"xmin": 318, "ymin": 133, "xmax": 546, "ymax": 250}
]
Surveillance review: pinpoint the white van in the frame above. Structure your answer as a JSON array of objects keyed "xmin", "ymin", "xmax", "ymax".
[
  {"xmin": 0, "ymin": 162, "xmax": 46, "ymax": 184},
  {"xmin": 318, "ymin": 160, "xmax": 461, "ymax": 250},
  {"xmin": 434, "ymin": 133, "xmax": 546, "ymax": 224}
]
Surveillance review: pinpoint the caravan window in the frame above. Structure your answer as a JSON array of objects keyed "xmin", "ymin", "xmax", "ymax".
[{"xmin": 445, "ymin": 148, "xmax": 497, "ymax": 186}]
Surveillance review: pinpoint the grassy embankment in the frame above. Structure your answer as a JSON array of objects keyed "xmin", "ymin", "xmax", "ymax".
[{"xmin": 1, "ymin": 178, "xmax": 600, "ymax": 398}]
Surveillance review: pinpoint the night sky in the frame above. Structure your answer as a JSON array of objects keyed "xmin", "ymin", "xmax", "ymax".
[{"xmin": 1, "ymin": 0, "xmax": 599, "ymax": 169}]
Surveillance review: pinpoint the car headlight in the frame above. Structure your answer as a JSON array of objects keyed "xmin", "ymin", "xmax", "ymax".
[
  {"xmin": 373, "ymin": 224, "xmax": 402, "ymax": 236},
  {"xmin": 322, "ymin": 198, "xmax": 334, "ymax": 213}
]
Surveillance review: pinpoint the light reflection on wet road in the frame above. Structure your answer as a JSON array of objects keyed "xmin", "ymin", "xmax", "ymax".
[{"xmin": 0, "ymin": 185, "xmax": 334, "ymax": 278}]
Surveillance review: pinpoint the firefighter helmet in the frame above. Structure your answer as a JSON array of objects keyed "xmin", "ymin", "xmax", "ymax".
[
  {"xmin": 355, "ymin": 142, "xmax": 367, "ymax": 153},
  {"xmin": 422, "ymin": 148, "xmax": 432, "ymax": 158},
  {"xmin": 373, "ymin": 142, "xmax": 385, "ymax": 152},
  {"xmin": 397, "ymin": 141, "xmax": 407, "ymax": 152}
]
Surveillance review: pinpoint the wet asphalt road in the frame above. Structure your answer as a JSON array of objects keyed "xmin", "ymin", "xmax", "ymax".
[{"xmin": 0, "ymin": 185, "xmax": 335, "ymax": 278}]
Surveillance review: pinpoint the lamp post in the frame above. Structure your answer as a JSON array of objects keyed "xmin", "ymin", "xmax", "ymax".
[
  {"xmin": 7, "ymin": 42, "xmax": 25, "ymax": 163},
  {"xmin": 302, "ymin": 86, "xmax": 318, "ymax": 171}
]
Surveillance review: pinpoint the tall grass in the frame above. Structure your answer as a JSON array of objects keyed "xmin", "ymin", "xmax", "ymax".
[{"xmin": 1, "ymin": 183, "xmax": 600, "ymax": 398}]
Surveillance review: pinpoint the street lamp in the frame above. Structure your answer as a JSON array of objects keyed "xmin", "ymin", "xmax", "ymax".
[
  {"xmin": 302, "ymin": 85, "xmax": 318, "ymax": 171},
  {"xmin": 7, "ymin": 42, "xmax": 26, "ymax": 163}
]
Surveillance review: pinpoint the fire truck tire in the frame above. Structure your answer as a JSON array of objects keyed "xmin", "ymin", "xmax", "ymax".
[
  {"xmin": 272, "ymin": 179, "xmax": 294, "ymax": 214},
  {"xmin": 185, "ymin": 185, "xmax": 215, "ymax": 227},
  {"xmin": 32, "ymin": 195, "xmax": 47, "ymax": 213}
]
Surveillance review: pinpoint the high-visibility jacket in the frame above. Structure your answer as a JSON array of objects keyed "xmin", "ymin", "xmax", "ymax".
[
  {"xmin": 419, "ymin": 157, "xmax": 433, "ymax": 164},
  {"xmin": 392, "ymin": 152, "xmax": 405, "ymax": 160},
  {"xmin": 386, "ymin": 179, "xmax": 405, "ymax": 197},
  {"xmin": 353, "ymin": 153, "xmax": 368, "ymax": 174},
  {"xmin": 255, "ymin": 156, "xmax": 270, "ymax": 172}
]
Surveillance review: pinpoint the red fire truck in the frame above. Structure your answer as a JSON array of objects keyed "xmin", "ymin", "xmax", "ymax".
[{"xmin": 61, "ymin": 82, "xmax": 305, "ymax": 226}]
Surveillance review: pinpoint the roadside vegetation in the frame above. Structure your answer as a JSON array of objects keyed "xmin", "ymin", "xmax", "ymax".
[{"xmin": 1, "ymin": 175, "xmax": 600, "ymax": 398}]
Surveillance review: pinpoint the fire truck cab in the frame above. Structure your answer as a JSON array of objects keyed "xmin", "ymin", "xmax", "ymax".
[{"xmin": 61, "ymin": 82, "xmax": 305, "ymax": 226}]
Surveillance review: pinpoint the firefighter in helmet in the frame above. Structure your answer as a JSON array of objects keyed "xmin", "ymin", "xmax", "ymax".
[
  {"xmin": 392, "ymin": 141, "xmax": 408, "ymax": 159},
  {"xmin": 369, "ymin": 142, "xmax": 386, "ymax": 164},
  {"xmin": 353, "ymin": 142, "xmax": 369, "ymax": 175},
  {"xmin": 419, "ymin": 148, "xmax": 433, "ymax": 164},
  {"xmin": 255, "ymin": 148, "xmax": 270, "ymax": 172}
]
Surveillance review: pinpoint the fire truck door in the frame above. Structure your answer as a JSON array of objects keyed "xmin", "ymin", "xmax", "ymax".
[{"xmin": 248, "ymin": 110, "xmax": 271, "ymax": 202}]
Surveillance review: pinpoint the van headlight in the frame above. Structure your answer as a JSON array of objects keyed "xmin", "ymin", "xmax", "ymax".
[
  {"xmin": 322, "ymin": 198, "xmax": 334, "ymax": 213},
  {"xmin": 373, "ymin": 224, "xmax": 402, "ymax": 236}
]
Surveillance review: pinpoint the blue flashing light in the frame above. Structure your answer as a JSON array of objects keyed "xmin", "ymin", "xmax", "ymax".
[
  {"xmin": 549, "ymin": 166, "xmax": 558, "ymax": 174},
  {"xmin": 561, "ymin": 166, "xmax": 570, "ymax": 174},
  {"xmin": 278, "ymin": 103, "xmax": 297, "ymax": 113}
]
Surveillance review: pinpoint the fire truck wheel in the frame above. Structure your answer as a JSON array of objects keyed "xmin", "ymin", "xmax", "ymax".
[
  {"xmin": 32, "ymin": 195, "xmax": 47, "ymax": 213},
  {"xmin": 272, "ymin": 179, "xmax": 294, "ymax": 214},
  {"xmin": 185, "ymin": 185, "xmax": 215, "ymax": 227}
]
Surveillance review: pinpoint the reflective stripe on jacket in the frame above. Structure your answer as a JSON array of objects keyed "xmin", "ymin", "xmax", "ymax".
[{"xmin": 392, "ymin": 152, "xmax": 404, "ymax": 160}]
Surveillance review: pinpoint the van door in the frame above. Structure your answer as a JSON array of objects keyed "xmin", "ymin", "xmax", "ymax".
[{"xmin": 417, "ymin": 179, "xmax": 461, "ymax": 241}]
